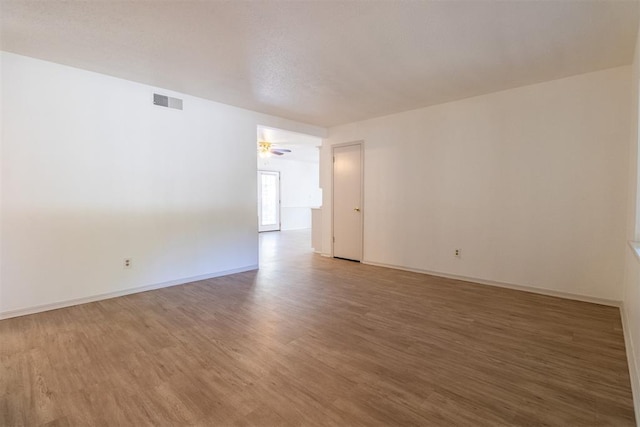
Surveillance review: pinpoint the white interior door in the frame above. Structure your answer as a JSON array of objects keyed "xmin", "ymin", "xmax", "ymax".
[
  {"xmin": 258, "ymin": 170, "xmax": 280, "ymax": 232},
  {"xmin": 333, "ymin": 143, "xmax": 363, "ymax": 261}
]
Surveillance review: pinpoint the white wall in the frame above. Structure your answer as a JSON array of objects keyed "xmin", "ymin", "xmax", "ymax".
[
  {"xmin": 0, "ymin": 52, "xmax": 325, "ymax": 317},
  {"xmin": 0, "ymin": 51, "xmax": 3, "ymax": 313},
  {"xmin": 321, "ymin": 66, "xmax": 631, "ymax": 302},
  {"xmin": 623, "ymin": 18, "xmax": 640, "ymax": 418},
  {"xmin": 258, "ymin": 154, "xmax": 321, "ymax": 230}
]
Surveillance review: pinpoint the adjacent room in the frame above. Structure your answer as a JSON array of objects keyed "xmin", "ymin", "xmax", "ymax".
[
  {"xmin": 1, "ymin": 0, "xmax": 640, "ymax": 425},
  {"xmin": 256, "ymin": 125, "xmax": 322, "ymax": 235}
]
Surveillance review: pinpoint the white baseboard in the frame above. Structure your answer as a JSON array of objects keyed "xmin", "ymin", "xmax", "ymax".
[
  {"xmin": 621, "ymin": 303, "xmax": 640, "ymax": 425},
  {"xmin": 361, "ymin": 259, "xmax": 621, "ymax": 307},
  {"xmin": 0, "ymin": 264, "xmax": 258, "ymax": 320}
]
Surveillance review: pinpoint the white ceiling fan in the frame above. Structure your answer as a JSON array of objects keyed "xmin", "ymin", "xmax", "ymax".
[{"xmin": 258, "ymin": 140, "xmax": 292, "ymax": 157}]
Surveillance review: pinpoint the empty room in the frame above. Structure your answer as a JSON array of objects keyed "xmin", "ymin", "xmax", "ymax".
[{"xmin": 2, "ymin": 0, "xmax": 640, "ymax": 425}]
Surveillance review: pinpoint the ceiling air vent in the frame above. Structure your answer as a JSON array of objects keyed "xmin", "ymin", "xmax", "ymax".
[{"xmin": 153, "ymin": 93, "xmax": 183, "ymax": 110}]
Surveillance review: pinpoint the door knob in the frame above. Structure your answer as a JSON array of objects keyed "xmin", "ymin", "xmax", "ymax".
[{"xmin": 354, "ymin": 207, "xmax": 360, "ymax": 212}]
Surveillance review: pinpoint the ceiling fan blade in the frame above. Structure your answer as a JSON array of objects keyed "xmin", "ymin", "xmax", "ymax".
[
  {"xmin": 270, "ymin": 151, "xmax": 285, "ymax": 156},
  {"xmin": 272, "ymin": 148, "xmax": 291, "ymax": 153}
]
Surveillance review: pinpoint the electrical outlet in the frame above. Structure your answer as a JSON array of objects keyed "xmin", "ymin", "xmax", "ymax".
[
  {"xmin": 454, "ymin": 249, "xmax": 461, "ymax": 257},
  {"xmin": 124, "ymin": 258, "xmax": 132, "ymax": 269}
]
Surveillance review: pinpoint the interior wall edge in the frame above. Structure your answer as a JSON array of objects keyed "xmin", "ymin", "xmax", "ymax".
[
  {"xmin": 0, "ymin": 264, "xmax": 258, "ymax": 321},
  {"xmin": 621, "ymin": 302, "xmax": 640, "ymax": 423}
]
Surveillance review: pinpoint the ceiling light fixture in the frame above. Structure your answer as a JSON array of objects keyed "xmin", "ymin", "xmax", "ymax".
[{"xmin": 258, "ymin": 141, "xmax": 272, "ymax": 158}]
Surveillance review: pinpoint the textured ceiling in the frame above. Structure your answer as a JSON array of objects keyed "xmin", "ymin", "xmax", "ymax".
[{"xmin": 1, "ymin": 1, "xmax": 638, "ymax": 127}]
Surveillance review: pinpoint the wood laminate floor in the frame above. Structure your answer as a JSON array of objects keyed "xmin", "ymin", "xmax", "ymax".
[{"xmin": 0, "ymin": 230, "xmax": 635, "ymax": 426}]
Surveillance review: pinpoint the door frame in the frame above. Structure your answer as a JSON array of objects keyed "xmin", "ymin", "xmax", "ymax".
[
  {"xmin": 331, "ymin": 141, "xmax": 364, "ymax": 259},
  {"xmin": 257, "ymin": 169, "xmax": 281, "ymax": 232}
]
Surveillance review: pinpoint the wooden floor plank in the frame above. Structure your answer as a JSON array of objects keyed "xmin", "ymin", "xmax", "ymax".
[{"xmin": 0, "ymin": 230, "xmax": 634, "ymax": 425}]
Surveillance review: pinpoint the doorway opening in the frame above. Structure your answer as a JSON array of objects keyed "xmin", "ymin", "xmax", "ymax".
[
  {"xmin": 258, "ymin": 170, "xmax": 281, "ymax": 232},
  {"xmin": 256, "ymin": 125, "xmax": 323, "ymax": 262}
]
